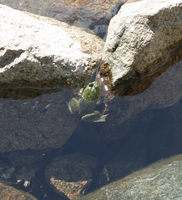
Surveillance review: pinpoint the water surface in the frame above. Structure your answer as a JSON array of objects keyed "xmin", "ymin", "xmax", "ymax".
[{"xmin": 0, "ymin": 1, "xmax": 182, "ymax": 199}]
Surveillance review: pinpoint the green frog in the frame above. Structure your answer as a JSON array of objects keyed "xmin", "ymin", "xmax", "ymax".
[{"xmin": 67, "ymin": 81, "xmax": 108, "ymax": 122}]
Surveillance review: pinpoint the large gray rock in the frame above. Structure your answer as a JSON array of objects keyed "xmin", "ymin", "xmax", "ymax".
[
  {"xmin": 80, "ymin": 154, "xmax": 182, "ymax": 200},
  {"xmin": 0, "ymin": 3, "xmax": 104, "ymax": 152},
  {"xmin": 100, "ymin": 0, "xmax": 182, "ymax": 94},
  {"xmin": 0, "ymin": 0, "xmax": 127, "ymax": 38},
  {"xmin": 0, "ymin": 88, "xmax": 80, "ymax": 152},
  {"xmin": 0, "ymin": 4, "xmax": 104, "ymax": 89},
  {"xmin": 103, "ymin": 58, "xmax": 182, "ymax": 127}
]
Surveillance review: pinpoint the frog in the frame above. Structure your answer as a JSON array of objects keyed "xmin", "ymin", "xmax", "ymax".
[{"xmin": 67, "ymin": 81, "xmax": 108, "ymax": 122}]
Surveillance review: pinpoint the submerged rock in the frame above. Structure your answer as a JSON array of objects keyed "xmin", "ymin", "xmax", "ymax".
[
  {"xmin": 45, "ymin": 153, "xmax": 99, "ymax": 200},
  {"xmin": 0, "ymin": 161, "xmax": 15, "ymax": 184},
  {"xmin": 103, "ymin": 56, "xmax": 182, "ymax": 127},
  {"xmin": 99, "ymin": 133, "xmax": 146, "ymax": 187},
  {"xmin": 100, "ymin": 0, "xmax": 182, "ymax": 94},
  {"xmin": 0, "ymin": 89, "xmax": 80, "ymax": 152},
  {"xmin": 0, "ymin": 182, "xmax": 37, "ymax": 200},
  {"xmin": 14, "ymin": 161, "xmax": 43, "ymax": 188},
  {"xmin": 80, "ymin": 154, "xmax": 182, "ymax": 200},
  {"xmin": 147, "ymin": 102, "xmax": 182, "ymax": 165}
]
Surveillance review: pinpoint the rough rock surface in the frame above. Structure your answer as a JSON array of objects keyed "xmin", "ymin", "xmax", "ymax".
[
  {"xmin": 103, "ymin": 52, "xmax": 182, "ymax": 127},
  {"xmin": 100, "ymin": 0, "xmax": 182, "ymax": 94},
  {"xmin": 0, "ymin": 88, "xmax": 80, "ymax": 152},
  {"xmin": 0, "ymin": 182, "xmax": 37, "ymax": 200},
  {"xmin": 0, "ymin": 0, "xmax": 127, "ymax": 38},
  {"xmin": 80, "ymin": 154, "xmax": 182, "ymax": 200},
  {"xmin": 45, "ymin": 153, "xmax": 99, "ymax": 200},
  {"xmin": 1, "ymin": 49, "xmax": 181, "ymax": 152},
  {"xmin": 0, "ymin": 4, "xmax": 104, "ymax": 89}
]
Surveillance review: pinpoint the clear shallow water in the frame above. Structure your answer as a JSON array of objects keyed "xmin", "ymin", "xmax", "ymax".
[{"xmin": 0, "ymin": 1, "xmax": 182, "ymax": 199}]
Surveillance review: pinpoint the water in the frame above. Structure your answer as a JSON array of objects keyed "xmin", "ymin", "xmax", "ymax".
[{"xmin": 0, "ymin": 1, "xmax": 182, "ymax": 199}]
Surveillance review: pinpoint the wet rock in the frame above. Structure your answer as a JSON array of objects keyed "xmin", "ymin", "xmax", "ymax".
[
  {"xmin": 147, "ymin": 102, "xmax": 182, "ymax": 164},
  {"xmin": 0, "ymin": 87, "xmax": 62, "ymax": 100},
  {"xmin": 45, "ymin": 153, "xmax": 99, "ymax": 200},
  {"xmin": 104, "ymin": 58, "xmax": 182, "ymax": 127},
  {"xmin": 14, "ymin": 161, "xmax": 44, "ymax": 188},
  {"xmin": 98, "ymin": 102, "xmax": 182, "ymax": 188},
  {"xmin": 99, "ymin": 133, "xmax": 146, "ymax": 187},
  {"xmin": 0, "ymin": 0, "xmax": 127, "ymax": 38},
  {"xmin": 100, "ymin": 0, "xmax": 182, "ymax": 94},
  {"xmin": 0, "ymin": 148, "xmax": 51, "ymax": 166},
  {"xmin": 0, "ymin": 161, "xmax": 15, "ymax": 184},
  {"xmin": 0, "ymin": 4, "xmax": 104, "ymax": 90},
  {"xmin": 80, "ymin": 154, "xmax": 182, "ymax": 200},
  {"xmin": 0, "ymin": 89, "xmax": 80, "ymax": 152},
  {"xmin": 100, "ymin": 109, "xmax": 154, "ymax": 145},
  {"xmin": 0, "ymin": 182, "xmax": 37, "ymax": 200}
]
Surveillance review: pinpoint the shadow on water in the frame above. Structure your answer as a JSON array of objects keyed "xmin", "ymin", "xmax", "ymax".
[
  {"xmin": 0, "ymin": 87, "xmax": 61, "ymax": 100},
  {"xmin": 0, "ymin": 0, "xmax": 182, "ymax": 200}
]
